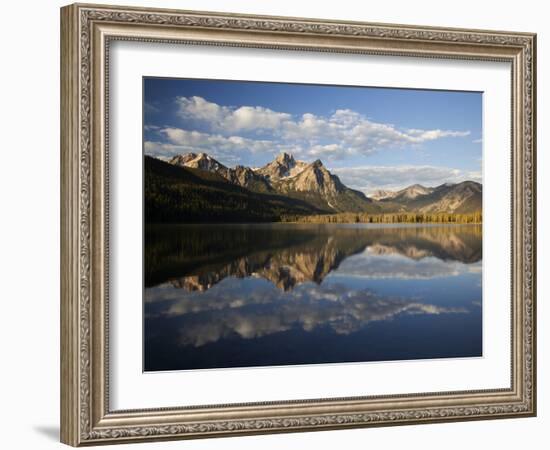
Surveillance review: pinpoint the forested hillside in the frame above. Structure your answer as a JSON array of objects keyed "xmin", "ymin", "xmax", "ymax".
[{"xmin": 144, "ymin": 156, "xmax": 325, "ymax": 223}]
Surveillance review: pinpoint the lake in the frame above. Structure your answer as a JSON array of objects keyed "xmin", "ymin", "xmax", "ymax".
[{"xmin": 144, "ymin": 223, "xmax": 482, "ymax": 371}]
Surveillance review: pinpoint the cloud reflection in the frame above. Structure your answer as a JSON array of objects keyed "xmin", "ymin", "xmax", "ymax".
[
  {"xmin": 333, "ymin": 250, "xmax": 483, "ymax": 280},
  {"xmin": 146, "ymin": 281, "xmax": 468, "ymax": 347}
]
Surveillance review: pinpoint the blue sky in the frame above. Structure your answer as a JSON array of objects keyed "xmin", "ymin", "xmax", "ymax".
[{"xmin": 144, "ymin": 77, "xmax": 482, "ymax": 193}]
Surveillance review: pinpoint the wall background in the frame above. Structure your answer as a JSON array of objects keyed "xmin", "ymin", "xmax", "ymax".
[{"xmin": 0, "ymin": 0, "xmax": 546, "ymax": 448}]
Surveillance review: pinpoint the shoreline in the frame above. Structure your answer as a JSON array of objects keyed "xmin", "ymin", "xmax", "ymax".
[
  {"xmin": 145, "ymin": 221, "xmax": 482, "ymax": 227},
  {"xmin": 279, "ymin": 212, "xmax": 482, "ymax": 225}
]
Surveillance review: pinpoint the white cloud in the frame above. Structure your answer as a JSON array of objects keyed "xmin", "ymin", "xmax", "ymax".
[
  {"xmin": 176, "ymin": 96, "xmax": 291, "ymax": 132},
  {"xmin": 171, "ymin": 96, "xmax": 471, "ymax": 160},
  {"xmin": 147, "ymin": 124, "xmax": 321, "ymax": 164},
  {"xmin": 145, "ymin": 127, "xmax": 283, "ymax": 163},
  {"xmin": 337, "ymin": 251, "xmax": 467, "ymax": 280},
  {"xmin": 227, "ymin": 106, "xmax": 291, "ymax": 131},
  {"xmin": 306, "ymin": 143, "xmax": 350, "ymax": 159},
  {"xmin": 406, "ymin": 129, "xmax": 471, "ymax": 141},
  {"xmin": 333, "ymin": 165, "xmax": 482, "ymax": 194},
  {"xmin": 176, "ymin": 96, "xmax": 226, "ymax": 123},
  {"xmin": 144, "ymin": 115, "xmax": 479, "ymax": 192}
]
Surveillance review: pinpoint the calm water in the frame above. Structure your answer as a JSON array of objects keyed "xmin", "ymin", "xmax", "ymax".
[{"xmin": 144, "ymin": 223, "xmax": 482, "ymax": 371}]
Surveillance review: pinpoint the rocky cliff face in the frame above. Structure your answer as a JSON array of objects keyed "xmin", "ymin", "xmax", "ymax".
[
  {"xmin": 170, "ymin": 152, "xmax": 229, "ymax": 176},
  {"xmin": 255, "ymin": 152, "xmax": 308, "ymax": 180},
  {"xmin": 168, "ymin": 152, "xmax": 376, "ymax": 213},
  {"xmin": 275, "ymin": 159, "xmax": 344, "ymax": 195},
  {"xmin": 170, "ymin": 152, "xmax": 271, "ymax": 191},
  {"xmin": 227, "ymin": 165, "xmax": 272, "ymax": 192}
]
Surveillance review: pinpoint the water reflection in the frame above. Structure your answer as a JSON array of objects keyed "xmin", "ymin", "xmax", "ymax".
[
  {"xmin": 145, "ymin": 224, "xmax": 481, "ymax": 291},
  {"xmin": 147, "ymin": 281, "xmax": 469, "ymax": 348},
  {"xmin": 144, "ymin": 224, "xmax": 482, "ymax": 371}
]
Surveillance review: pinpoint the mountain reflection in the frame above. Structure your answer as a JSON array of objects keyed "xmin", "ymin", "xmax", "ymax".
[{"xmin": 145, "ymin": 224, "xmax": 482, "ymax": 292}]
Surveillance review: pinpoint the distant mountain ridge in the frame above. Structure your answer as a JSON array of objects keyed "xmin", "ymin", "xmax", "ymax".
[
  {"xmin": 392, "ymin": 184, "xmax": 435, "ymax": 201},
  {"xmin": 376, "ymin": 181, "xmax": 482, "ymax": 214},
  {"xmin": 370, "ymin": 189, "xmax": 396, "ymax": 201},
  {"xmin": 146, "ymin": 152, "xmax": 482, "ymax": 221}
]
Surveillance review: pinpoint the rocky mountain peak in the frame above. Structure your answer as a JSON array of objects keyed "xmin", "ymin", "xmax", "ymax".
[
  {"xmin": 451, "ymin": 180, "xmax": 481, "ymax": 195},
  {"xmin": 170, "ymin": 152, "xmax": 226, "ymax": 173},
  {"xmin": 396, "ymin": 184, "xmax": 434, "ymax": 200},
  {"xmin": 256, "ymin": 152, "xmax": 307, "ymax": 180},
  {"xmin": 287, "ymin": 159, "xmax": 344, "ymax": 195},
  {"xmin": 370, "ymin": 189, "xmax": 397, "ymax": 201},
  {"xmin": 169, "ymin": 153, "xmax": 197, "ymax": 165},
  {"xmin": 311, "ymin": 159, "xmax": 324, "ymax": 168},
  {"xmin": 275, "ymin": 152, "xmax": 295, "ymax": 165},
  {"xmin": 168, "ymin": 152, "xmax": 274, "ymax": 192}
]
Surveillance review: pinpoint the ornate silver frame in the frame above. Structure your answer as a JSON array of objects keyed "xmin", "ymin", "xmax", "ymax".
[{"xmin": 60, "ymin": 3, "xmax": 536, "ymax": 446}]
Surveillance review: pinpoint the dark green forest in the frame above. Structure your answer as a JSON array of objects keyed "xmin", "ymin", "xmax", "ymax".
[{"xmin": 144, "ymin": 156, "xmax": 323, "ymax": 223}]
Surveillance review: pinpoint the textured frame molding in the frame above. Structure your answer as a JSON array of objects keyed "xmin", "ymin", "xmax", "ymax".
[{"xmin": 60, "ymin": 3, "xmax": 536, "ymax": 446}]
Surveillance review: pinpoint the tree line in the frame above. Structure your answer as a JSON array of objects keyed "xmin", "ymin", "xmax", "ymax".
[{"xmin": 280, "ymin": 211, "xmax": 482, "ymax": 224}]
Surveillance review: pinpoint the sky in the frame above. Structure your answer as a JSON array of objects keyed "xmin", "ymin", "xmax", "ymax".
[{"xmin": 144, "ymin": 77, "xmax": 482, "ymax": 194}]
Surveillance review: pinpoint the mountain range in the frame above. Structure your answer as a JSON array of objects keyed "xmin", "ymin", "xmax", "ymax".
[
  {"xmin": 373, "ymin": 181, "xmax": 482, "ymax": 214},
  {"xmin": 168, "ymin": 152, "xmax": 377, "ymax": 213},
  {"xmin": 145, "ymin": 152, "xmax": 481, "ymax": 223}
]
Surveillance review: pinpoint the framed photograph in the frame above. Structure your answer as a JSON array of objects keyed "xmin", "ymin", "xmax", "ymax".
[{"xmin": 60, "ymin": 3, "xmax": 536, "ymax": 446}]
